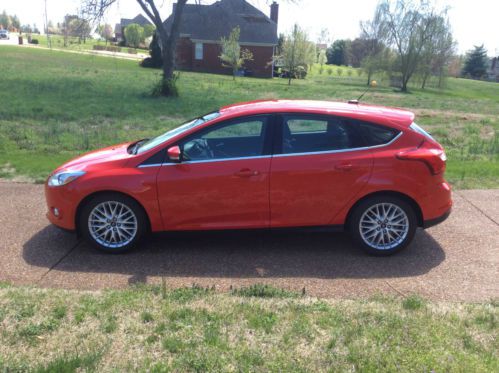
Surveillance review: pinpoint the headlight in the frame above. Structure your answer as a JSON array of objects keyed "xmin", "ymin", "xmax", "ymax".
[{"xmin": 48, "ymin": 171, "xmax": 86, "ymax": 187}]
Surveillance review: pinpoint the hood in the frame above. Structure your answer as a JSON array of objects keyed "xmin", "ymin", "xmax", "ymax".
[{"xmin": 55, "ymin": 142, "xmax": 134, "ymax": 173}]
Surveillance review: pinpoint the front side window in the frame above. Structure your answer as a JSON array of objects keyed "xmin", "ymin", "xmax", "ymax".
[
  {"xmin": 282, "ymin": 115, "xmax": 362, "ymax": 154},
  {"xmin": 181, "ymin": 117, "xmax": 268, "ymax": 161},
  {"xmin": 195, "ymin": 42, "xmax": 203, "ymax": 60}
]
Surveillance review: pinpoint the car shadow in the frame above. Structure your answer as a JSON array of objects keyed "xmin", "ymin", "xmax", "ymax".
[{"xmin": 23, "ymin": 226, "xmax": 445, "ymax": 281}]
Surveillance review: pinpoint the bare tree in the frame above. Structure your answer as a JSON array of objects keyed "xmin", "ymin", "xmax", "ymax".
[
  {"xmin": 417, "ymin": 14, "xmax": 455, "ymax": 89},
  {"xmin": 360, "ymin": 4, "xmax": 388, "ymax": 85},
  {"xmin": 82, "ymin": 0, "xmax": 189, "ymax": 97},
  {"xmin": 376, "ymin": 0, "xmax": 449, "ymax": 92}
]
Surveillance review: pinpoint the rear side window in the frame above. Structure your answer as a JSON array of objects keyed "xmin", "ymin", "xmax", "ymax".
[
  {"xmin": 356, "ymin": 122, "xmax": 400, "ymax": 146},
  {"xmin": 281, "ymin": 115, "xmax": 363, "ymax": 154}
]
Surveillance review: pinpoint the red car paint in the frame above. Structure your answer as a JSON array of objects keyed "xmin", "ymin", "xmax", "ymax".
[{"xmin": 45, "ymin": 100, "xmax": 452, "ymax": 233}]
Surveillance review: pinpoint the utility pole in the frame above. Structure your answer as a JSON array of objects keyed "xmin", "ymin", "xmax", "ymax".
[{"xmin": 44, "ymin": 0, "xmax": 51, "ymax": 49}]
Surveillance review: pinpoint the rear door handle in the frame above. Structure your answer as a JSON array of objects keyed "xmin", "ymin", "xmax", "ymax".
[
  {"xmin": 235, "ymin": 168, "xmax": 260, "ymax": 177},
  {"xmin": 335, "ymin": 163, "xmax": 353, "ymax": 171}
]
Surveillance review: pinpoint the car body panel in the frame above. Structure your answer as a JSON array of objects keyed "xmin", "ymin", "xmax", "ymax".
[
  {"xmin": 45, "ymin": 100, "xmax": 452, "ymax": 236},
  {"xmin": 156, "ymin": 157, "xmax": 271, "ymax": 230}
]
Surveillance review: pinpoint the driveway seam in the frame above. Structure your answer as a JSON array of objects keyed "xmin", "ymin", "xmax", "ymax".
[
  {"xmin": 456, "ymin": 191, "xmax": 499, "ymax": 227},
  {"xmin": 37, "ymin": 240, "xmax": 82, "ymax": 283}
]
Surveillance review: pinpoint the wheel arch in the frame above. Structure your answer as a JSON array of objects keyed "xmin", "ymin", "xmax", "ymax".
[
  {"xmin": 75, "ymin": 190, "xmax": 152, "ymax": 234},
  {"xmin": 345, "ymin": 190, "xmax": 424, "ymax": 230}
]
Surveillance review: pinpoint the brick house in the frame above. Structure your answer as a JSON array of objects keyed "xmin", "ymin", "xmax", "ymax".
[
  {"xmin": 164, "ymin": 0, "xmax": 279, "ymax": 78},
  {"xmin": 114, "ymin": 14, "xmax": 152, "ymax": 41}
]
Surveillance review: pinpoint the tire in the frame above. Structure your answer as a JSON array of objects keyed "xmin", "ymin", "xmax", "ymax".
[
  {"xmin": 349, "ymin": 196, "xmax": 417, "ymax": 256},
  {"xmin": 79, "ymin": 193, "xmax": 147, "ymax": 254}
]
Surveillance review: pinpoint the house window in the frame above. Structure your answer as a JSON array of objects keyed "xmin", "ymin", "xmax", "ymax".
[{"xmin": 195, "ymin": 42, "xmax": 203, "ymax": 60}]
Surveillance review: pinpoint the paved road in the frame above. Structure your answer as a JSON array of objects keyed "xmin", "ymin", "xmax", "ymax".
[{"xmin": 0, "ymin": 181, "xmax": 497, "ymax": 301}]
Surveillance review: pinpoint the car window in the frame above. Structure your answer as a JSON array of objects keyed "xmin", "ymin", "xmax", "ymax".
[
  {"xmin": 356, "ymin": 122, "xmax": 400, "ymax": 146},
  {"xmin": 282, "ymin": 115, "xmax": 362, "ymax": 154},
  {"xmin": 182, "ymin": 117, "xmax": 268, "ymax": 161},
  {"xmin": 203, "ymin": 120, "xmax": 263, "ymax": 138},
  {"xmin": 136, "ymin": 111, "xmax": 220, "ymax": 154}
]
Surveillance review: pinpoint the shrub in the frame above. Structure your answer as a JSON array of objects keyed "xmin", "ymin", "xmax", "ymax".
[
  {"xmin": 327, "ymin": 68, "xmax": 333, "ymax": 75},
  {"xmin": 29, "ymin": 39, "xmax": 39, "ymax": 45},
  {"xmin": 141, "ymin": 33, "xmax": 162, "ymax": 69}
]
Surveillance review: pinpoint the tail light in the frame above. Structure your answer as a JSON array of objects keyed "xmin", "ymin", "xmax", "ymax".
[{"xmin": 396, "ymin": 141, "xmax": 447, "ymax": 175}]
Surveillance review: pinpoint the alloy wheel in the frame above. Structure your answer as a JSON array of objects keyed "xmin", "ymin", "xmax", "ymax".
[
  {"xmin": 359, "ymin": 203, "xmax": 409, "ymax": 250},
  {"xmin": 88, "ymin": 201, "xmax": 138, "ymax": 249}
]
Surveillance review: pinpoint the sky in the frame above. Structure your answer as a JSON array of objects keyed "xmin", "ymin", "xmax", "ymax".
[{"xmin": 2, "ymin": 0, "xmax": 498, "ymax": 55}]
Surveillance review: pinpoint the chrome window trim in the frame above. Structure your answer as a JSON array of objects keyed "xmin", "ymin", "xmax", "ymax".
[
  {"xmin": 136, "ymin": 132, "xmax": 403, "ymax": 167},
  {"xmin": 137, "ymin": 163, "xmax": 163, "ymax": 168},
  {"xmin": 273, "ymin": 131, "xmax": 403, "ymax": 158}
]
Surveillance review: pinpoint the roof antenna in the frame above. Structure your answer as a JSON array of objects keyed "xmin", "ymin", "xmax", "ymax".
[{"xmin": 348, "ymin": 80, "xmax": 377, "ymax": 104}]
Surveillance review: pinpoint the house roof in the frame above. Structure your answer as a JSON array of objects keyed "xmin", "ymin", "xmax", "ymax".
[
  {"xmin": 165, "ymin": 0, "xmax": 278, "ymax": 45},
  {"xmin": 120, "ymin": 14, "xmax": 152, "ymax": 29}
]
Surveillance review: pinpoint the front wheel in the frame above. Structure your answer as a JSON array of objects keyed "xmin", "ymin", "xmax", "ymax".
[
  {"xmin": 349, "ymin": 196, "xmax": 417, "ymax": 256},
  {"xmin": 79, "ymin": 193, "xmax": 147, "ymax": 253}
]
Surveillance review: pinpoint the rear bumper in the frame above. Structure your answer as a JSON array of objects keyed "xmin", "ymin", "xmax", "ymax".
[{"xmin": 423, "ymin": 207, "xmax": 451, "ymax": 228}]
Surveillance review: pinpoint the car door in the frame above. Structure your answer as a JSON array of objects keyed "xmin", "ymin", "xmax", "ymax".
[
  {"xmin": 270, "ymin": 114, "xmax": 374, "ymax": 228},
  {"xmin": 156, "ymin": 115, "xmax": 273, "ymax": 230}
]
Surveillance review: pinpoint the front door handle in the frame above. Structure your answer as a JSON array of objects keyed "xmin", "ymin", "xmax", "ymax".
[
  {"xmin": 235, "ymin": 168, "xmax": 260, "ymax": 177},
  {"xmin": 335, "ymin": 163, "xmax": 353, "ymax": 171}
]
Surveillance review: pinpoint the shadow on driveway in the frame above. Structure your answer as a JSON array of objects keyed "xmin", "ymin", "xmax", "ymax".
[{"xmin": 23, "ymin": 226, "xmax": 445, "ymax": 283}]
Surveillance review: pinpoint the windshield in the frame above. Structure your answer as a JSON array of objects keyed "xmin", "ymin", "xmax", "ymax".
[{"xmin": 136, "ymin": 111, "xmax": 220, "ymax": 154}]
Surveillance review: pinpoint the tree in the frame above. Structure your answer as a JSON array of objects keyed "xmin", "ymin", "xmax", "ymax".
[
  {"xmin": 462, "ymin": 45, "xmax": 488, "ymax": 80},
  {"xmin": 318, "ymin": 49, "xmax": 327, "ymax": 74},
  {"xmin": 417, "ymin": 14, "xmax": 455, "ymax": 89},
  {"xmin": 280, "ymin": 24, "xmax": 314, "ymax": 85},
  {"xmin": 219, "ymin": 26, "xmax": 253, "ymax": 80},
  {"xmin": 124, "ymin": 23, "xmax": 144, "ymax": 48},
  {"xmin": 98, "ymin": 23, "xmax": 113, "ymax": 44},
  {"xmin": 375, "ymin": 0, "xmax": 451, "ymax": 92},
  {"xmin": 359, "ymin": 5, "xmax": 389, "ymax": 85},
  {"xmin": 82, "ymin": 0, "xmax": 189, "ymax": 97},
  {"xmin": 327, "ymin": 39, "xmax": 350, "ymax": 66},
  {"xmin": 143, "ymin": 24, "xmax": 155, "ymax": 39}
]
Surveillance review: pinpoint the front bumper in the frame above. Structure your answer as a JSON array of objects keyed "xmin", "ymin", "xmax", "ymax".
[{"xmin": 45, "ymin": 183, "xmax": 78, "ymax": 231}]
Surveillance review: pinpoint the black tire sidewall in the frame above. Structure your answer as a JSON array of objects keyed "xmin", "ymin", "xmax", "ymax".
[
  {"xmin": 350, "ymin": 196, "xmax": 417, "ymax": 256},
  {"xmin": 79, "ymin": 193, "xmax": 147, "ymax": 254}
]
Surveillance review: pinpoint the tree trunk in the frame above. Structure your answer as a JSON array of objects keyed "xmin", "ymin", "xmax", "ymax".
[
  {"xmin": 156, "ymin": 0, "xmax": 187, "ymax": 96},
  {"xmin": 367, "ymin": 70, "xmax": 372, "ymax": 86},
  {"xmin": 421, "ymin": 73, "xmax": 429, "ymax": 89}
]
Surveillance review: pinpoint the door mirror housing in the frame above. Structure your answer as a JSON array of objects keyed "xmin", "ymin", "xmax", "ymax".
[{"xmin": 167, "ymin": 146, "xmax": 181, "ymax": 162}]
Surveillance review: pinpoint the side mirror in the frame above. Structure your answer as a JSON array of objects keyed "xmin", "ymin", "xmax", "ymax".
[{"xmin": 167, "ymin": 145, "xmax": 181, "ymax": 162}]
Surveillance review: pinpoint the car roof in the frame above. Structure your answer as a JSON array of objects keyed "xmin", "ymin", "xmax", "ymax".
[{"xmin": 219, "ymin": 100, "xmax": 415, "ymax": 128}]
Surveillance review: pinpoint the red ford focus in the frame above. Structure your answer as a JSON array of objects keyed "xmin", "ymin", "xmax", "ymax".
[{"xmin": 45, "ymin": 100, "xmax": 452, "ymax": 255}]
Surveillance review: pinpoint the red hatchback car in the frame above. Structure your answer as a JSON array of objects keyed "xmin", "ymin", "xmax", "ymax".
[{"xmin": 45, "ymin": 100, "xmax": 452, "ymax": 255}]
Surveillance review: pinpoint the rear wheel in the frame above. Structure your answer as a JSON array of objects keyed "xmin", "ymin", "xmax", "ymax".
[
  {"xmin": 79, "ymin": 193, "xmax": 147, "ymax": 253},
  {"xmin": 349, "ymin": 196, "xmax": 417, "ymax": 256}
]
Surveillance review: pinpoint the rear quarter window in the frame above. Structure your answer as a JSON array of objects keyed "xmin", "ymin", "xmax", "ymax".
[{"xmin": 355, "ymin": 121, "xmax": 400, "ymax": 146}]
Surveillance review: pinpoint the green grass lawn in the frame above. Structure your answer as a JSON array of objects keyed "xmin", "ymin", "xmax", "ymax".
[
  {"xmin": 23, "ymin": 34, "xmax": 149, "ymax": 54},
  {"xmin": 0, "ymin": 283, "xmax": 497, "ymax": 372},
  {"xmin": 0, "ymin": 46, "xmax": 497, "ymax": 187}
]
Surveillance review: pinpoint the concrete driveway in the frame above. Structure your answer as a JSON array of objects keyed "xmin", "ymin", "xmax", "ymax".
[{"xmin": 0, "ymin": 181, "xmax": 497, "ymax": 301}]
